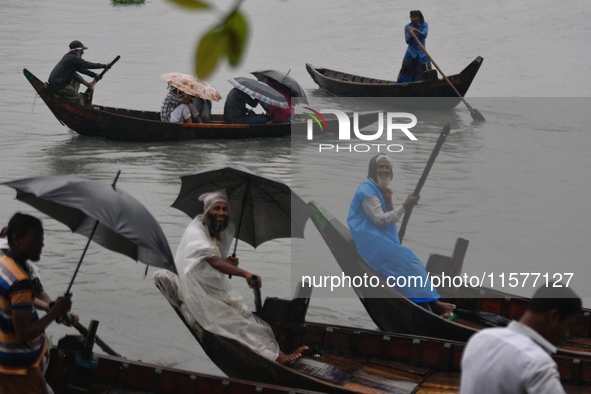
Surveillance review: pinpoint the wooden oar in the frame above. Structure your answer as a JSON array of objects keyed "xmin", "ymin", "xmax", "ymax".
[
  {"xmin": 249, "ymin": 275, "xmax": 263, "ymax": 315},
  {"xmin": 398, "ymin": 124, "xmax": 451, "ymax": 243},
  {"xmin": 62, "ymin": 315, "xmax": 122, "ymax": 357},
  {"xmin": 407, "ymin": 29, "xmax": 485, "ymax": 122},
  {"xmin": 84, "ymin": 55, "xmax": 120, "ymax": 105}
]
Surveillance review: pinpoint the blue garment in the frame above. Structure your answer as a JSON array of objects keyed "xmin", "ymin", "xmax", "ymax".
[
  {"xmin": 396, "ymin": 21, "xmax": 431, "ymax": 83},
  {"xmin": 347, "ymin": 179, "xmax": 439, "ymax": 303}
]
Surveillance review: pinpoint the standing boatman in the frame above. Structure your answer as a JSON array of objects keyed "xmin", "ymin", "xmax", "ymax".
[{"xmin": 396, "ymin": 10, "xmax": 432, "ymax": 83}]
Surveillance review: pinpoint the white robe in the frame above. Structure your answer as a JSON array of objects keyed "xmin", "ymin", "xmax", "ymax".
[{"xmin": 175, "ymin": 216, "xmax": 279, "ymax": 360}]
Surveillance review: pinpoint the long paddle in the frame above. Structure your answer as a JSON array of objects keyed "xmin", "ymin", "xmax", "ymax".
[
  {"xmin": 84, "ymin": 55, "xmax": 120, "ymax": 105},
  {"xmin": 407, "ymin": 29, "xmax": 485, "ymax": 122},
  {"xmin": 398, "ymin": 124, "xmax": 451, "ymax": 243}
]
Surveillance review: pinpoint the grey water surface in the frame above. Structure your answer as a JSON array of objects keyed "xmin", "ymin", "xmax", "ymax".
[{"xmin": 1, "ymin": 0, "xmax": 590, "ymax": 376}]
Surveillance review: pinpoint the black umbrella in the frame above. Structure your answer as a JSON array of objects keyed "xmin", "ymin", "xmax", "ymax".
[
  {"xmin": 171, "ymin": 165, "xmax": 310, "ymax": 256},
  {"xmin": 251, "ymin": 69, "xmax": 308, "ymax": 104},
  {"xmin": 228, "ymin": 77, "xmax": 289, "ymax": 109},
  {"xmin": 2, "ymin": 172, "xmax": 177, "ymax": 295}
]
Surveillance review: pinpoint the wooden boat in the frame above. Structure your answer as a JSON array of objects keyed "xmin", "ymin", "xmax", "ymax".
[
  {"xmin": 154, "ymin": 271, "xmax": 591, "ymax": 393},
  {"xmin": 308, "ymin": 201, "xmax": 591, "ymax": 359},
  {"xmin": 45, "ymin": 333, "xmax": 321, "ymax": 394},
  {"xmin": 306, "ymin": 57, "xmax": 483, "ymax": 109},
  {"xmin": 24, "ymin": 68, "xmax": 377, "ymax": 142},
  {"xmin": 153, "ymin": 270, "xmax": 465, "ymax": 393}
]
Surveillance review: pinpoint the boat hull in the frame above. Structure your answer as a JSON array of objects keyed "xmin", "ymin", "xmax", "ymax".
[
  {"xmin": 308, "ymin": 201, "xmax": 591, "ymax": 360},
  {"xmin": 24, "ymin": 68, "xmax": 377, "ymax": 142},
  {"xmin": 306, "ymin": 57, "xmax": 483, "ymax": 110}
]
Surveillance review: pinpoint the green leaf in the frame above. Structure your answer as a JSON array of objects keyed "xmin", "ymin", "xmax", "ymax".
[
  {"xmin": 196, "ymin": 29, "xmax": 228, "ymax": 79},
  {"xmin": 169, "ymin": 0, "xmax": 210, "ymax": 10},
  {"xmin": 224, "ymin": 11, "xmax": 248, "ymax": 65}
]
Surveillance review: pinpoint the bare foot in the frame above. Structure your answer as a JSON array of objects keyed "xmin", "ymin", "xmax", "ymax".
[
  {"xmin": 276, "ymin": 346, "xmax": 309, "ymax": 365},
  {"xmin": 431, "ymin": 301, "xmax": 456, "ymax": 318}
]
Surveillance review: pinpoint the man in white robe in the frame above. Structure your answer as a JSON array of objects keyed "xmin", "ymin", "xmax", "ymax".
[{"xmin": 174, "ymin": 190, "xmax": 307, "ymax": 364}]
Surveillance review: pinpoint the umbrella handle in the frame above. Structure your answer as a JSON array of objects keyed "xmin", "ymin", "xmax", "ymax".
[
  {"xmin": 65, "ymin": 171, "xmax": 119, "ymax": 293},
  {"xmin": 228, "ymin": 252, "xmax": 237, "ymax": 279},
  {"xmin": 250, "ymin": 275, "xmax": 262, "ymax": 315}
]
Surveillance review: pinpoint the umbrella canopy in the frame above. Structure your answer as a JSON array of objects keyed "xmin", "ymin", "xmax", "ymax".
[
  {"xmin": 2, "ymin": 174, "xmax": 177, "ymax": 292},
  {"xmin": 161, "ymin": 72, "xmax": 222, "ymax": 101},
  {"xmin": 228, "ymin": 77, "xmax": 289, "ymax": 109},
  {"xmin": 251, "ymin": 69, "xmax": 308, "ymax": 103},
  {"xmin": 171, "ymin": 165, "xmax": 310, "ymax": 251}
]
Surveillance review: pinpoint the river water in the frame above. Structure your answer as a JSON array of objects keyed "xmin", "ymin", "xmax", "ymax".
[{"xmin": 1, "ymin": 0, "xmax": 590, "ymax": 376}]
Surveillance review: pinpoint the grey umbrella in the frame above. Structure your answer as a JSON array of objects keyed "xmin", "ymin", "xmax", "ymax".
[
  {"xmin": 228, "ymin": 77, "xmax": 289, "ymax": 109},
  {"xmin": 2, "ymin": 172, "xmax": 177, "ymax": 294},
  {"xmin": 251, "ymin": 69, "xmax": 308, "ymax": 104},
  {"xmin": 171, "ymin": 165, "xmax": 310, "ymax": 256}
]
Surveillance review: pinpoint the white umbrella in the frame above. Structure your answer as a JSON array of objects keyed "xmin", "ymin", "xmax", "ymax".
[{"xmin": 161, "ymin": 72, "xmax": 222, "ymax": 101}]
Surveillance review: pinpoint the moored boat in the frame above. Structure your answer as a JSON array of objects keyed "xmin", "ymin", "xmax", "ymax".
[
  {"xmin": 306, "ymin": 57, "xmax": 483, "ymax": 110},
  {"xmin": 308, "ymin": 201, "xmax": 591, "ymax": 360},
  {"xmin": 24, "ymin": 68, "xmax": 377, "ymax": 142}
]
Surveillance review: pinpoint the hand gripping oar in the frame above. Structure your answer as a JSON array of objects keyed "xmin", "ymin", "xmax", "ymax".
[
  {"xmin": 407, "ymin": 29, "xmax": 485, "ymax": 122},
  {"xmin": 398, "ymin": 124, "xmax": 451, "ymax": 243},
  {"xmin": 84, "ymin": 55, "xmax": 120, "ymax": 105}
]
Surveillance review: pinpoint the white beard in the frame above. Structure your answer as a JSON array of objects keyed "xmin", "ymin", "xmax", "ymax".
[{"xmin": 377, "ymin": 174, "xmax": 391, "ymax": 189}]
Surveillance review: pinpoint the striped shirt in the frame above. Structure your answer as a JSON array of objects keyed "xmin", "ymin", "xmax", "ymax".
[{"xmin": 0, "ymin": 254, "xmax": 45, "ymax": 375}]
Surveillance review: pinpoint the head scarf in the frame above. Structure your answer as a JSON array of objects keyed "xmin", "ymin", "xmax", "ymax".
[
  {"xmin": 367, "ymin": 154, "xmax": 393, "ymax": 183},
  {"xmin": 367, "ymin": 155, "xmax": 394, "ymax": 212},
  {"xmin": 199, "ymin": 190, "xmax": 229, "ymax": 214}
]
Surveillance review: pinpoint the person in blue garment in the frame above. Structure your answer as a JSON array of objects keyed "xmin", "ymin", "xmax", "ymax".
[
  {"xmin": 396, "ymin": 10, "xmax": 432, "ymax": 83},
  {"xmin": 347, "ymin": 155, "xmax": 455, "ymax": 317}
]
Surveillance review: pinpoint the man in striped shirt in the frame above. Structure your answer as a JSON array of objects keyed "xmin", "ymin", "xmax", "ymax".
[{"xmin": 0, "ymin": 213, "xmax": 72, "ymax": 394}]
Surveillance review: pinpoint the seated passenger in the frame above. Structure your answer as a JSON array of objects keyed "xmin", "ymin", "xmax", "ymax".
[
  {"xmin": 170, "ymin": 93, "xmax": 202, "ymax": 124},
  {"xmin": 348, "ymin": 154, "xmax": 455, "ymax": 317},
  {"xmin": 260, "ymin": 80, "xmax": 292, "ymax": 123},
  {"xmin": 193, "ymin": 97, "xmax": 212, "ymax": 123},
  {"xmin": 174, "ymin": 191, "xmax": 308, "ymax": 364},
  {"xmin": 161, "ymin": 87, "xmax": 201, "ymax": 123},
  {"xmin": 223, "ymin": 88, "xmax": 269, "ymax": 124}
]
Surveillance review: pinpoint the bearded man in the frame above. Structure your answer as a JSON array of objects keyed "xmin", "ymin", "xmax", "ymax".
[
  {"xmin": 347, "ymin": 155, "xmax": 455, "ymax": 317},
  {"xmin": 174, "ymin": 190, "xmax": 306, "ymax": 364}
]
